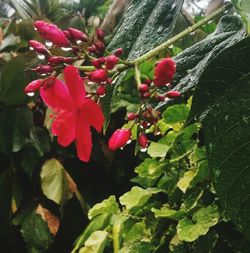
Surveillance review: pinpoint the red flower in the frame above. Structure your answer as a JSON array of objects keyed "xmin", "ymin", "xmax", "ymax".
[
  {"xmin": 40, "ymin": 65, "xmax": 104, "ymax": 162},
  {"xmin": 108, "ymin": 129, "xmax": 131, "ymax": 151},
  {"xmin": 89, "ymin": 69, "xmax": 108, "ymax": 83},
  {"xmin": 138, "ymin": 133, "xmax": 148, "ymax": 149},
  {"xmin": 24, "ymin": 79, "xmax": 42, "ymax": 93},
  {"xmin": 34, "ymin": 21, "xmax": 70, "ymax": 47},
  {"xmin": 153, "ymin": 58, "xmax": 176, "ymax": 87}
]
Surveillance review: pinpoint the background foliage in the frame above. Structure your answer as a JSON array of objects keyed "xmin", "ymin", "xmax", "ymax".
[{"xmin": 1, "ymin": 0, "xmax": 250, "ymax": 252}]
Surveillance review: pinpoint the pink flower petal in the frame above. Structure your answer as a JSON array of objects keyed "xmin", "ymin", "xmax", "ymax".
[
  {"xmin": 40, "ymin": 79, "xmax": 75, "ymax": 111},
  {"xmin": 63, "ymin": 65, "xmax": 86, "ymax": 107},
  {"xmin": 76, "ymin": 112, "xmax": 92, "ymax": 162},
  {"xmin": 52, "ymin": 110, "xmax": 76, "ymax": 147},
  {"xmin": 80, "ymin": 99, "xmax": 104, "ymax": 132}
]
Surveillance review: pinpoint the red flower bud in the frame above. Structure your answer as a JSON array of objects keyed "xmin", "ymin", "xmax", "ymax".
[
  {"xmin": 138, "ymin": 133, "xmax": 148, "ymax": 149},
  {"xmin": 166, "ymin": 90, "xmax": 181, "ymax": 98},
  {"xmin": 28, "ymin": 40, "xmax": 49, "ymax": 55},
  {"xmin": 114, "ymin": 48, "xmax": 123, "ymax": 57},
  {"xmin": 105, "ymin": 55, "xmax": 119, "ymax": 70},
  {"xmin": 142, "ymin": 92, "xmax": 151, "ymax": 99},
  {"xmin": 32, "ymin": 65, "xmax": 53, "ymax": 74},
  {"xmin": 68, "ymin": 27, "xmax": 88, "ymax": 42},
  {"xmin": 139, "ymin": 84, "xmax": 149, "ymax": 93},
  {"xmin": 108, "ymin": 129, "xmax": 131, "ymax": 151},
  {"xmin": 48, "ymin": 56, "xmax": 73, "ymax": 65},
  {"xmin": 89, "ymin": 69, "xmax": 108, "ymax": 83},
  {"xmin": 93, "ymin": 40, "xmax": 105, "ymax": 53},
  {"xmin": 24, "ymin": 79, "xmax": 42, "ymax": 93},
  {"xmin": 96, "ymin": 28, "xmax": 105, "ymax": 41},
  {"xmin": 96, "ymin": 86, "xmax": 106, "ymax": 96},
  {"xmin": 127, "ymin": 112, "xmax": 136, "ymax": 121},
  {"xmin": 144, "ymin": 78, "xmax": 152, "ymax": 85},
  {"xmin": 156, "ymin": 94, "xmax": 165, "ymax": 101},
  {"xmin": 153, "ymin": 58, "xmax": 176, "ymax": 87},
  {"xmin": 34, "ymin": 21, "xmax": 70, "ymax": 47},
  {"xmin": 92, "ymin": 59, "xmax": 102, "ymax": 68}
]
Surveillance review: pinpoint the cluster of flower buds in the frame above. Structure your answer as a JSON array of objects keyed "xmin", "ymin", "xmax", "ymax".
[
  {"xmin": 108, "ymin": 57, "xmax": 181, "ymax": 152},
  {"xmin": 26, "ymin": 20, "xmax": 125, "ymax": 99}
]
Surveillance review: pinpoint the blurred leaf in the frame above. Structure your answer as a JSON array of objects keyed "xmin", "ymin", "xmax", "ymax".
[
  {"xmin": 79, "ymin": 231, "xmax": 108, "ymax": 253},
  {"xmin": 162, "ymin": 104, "xmax": 189, "ymax": 125},
  {"xmin": 232, "ymin": 0, "xmax": 250, "ymax": 33},
  {"xmin": 88, "ymin": 196, "xmax": 119, "ymax": 220},
  {"xmin": 0, "ymin": 106, "xmax": 33, "ymax": 154},
  {"xmin": 40, "ymin": 159, "xmax": 75, "ymax": 205},
  {"xmin": 120, "ymin": 241, "xmax": 154, "ymax": 253},
  {"xmin": 0, "ymin": 34, "xmax": 20, "ymax": 52},
  {"xmin": 0, "ymin": 54, "xmax": 34, "ymax": 106},
  {"xmin": 177, "ymin": 205, "xmax": 219, "ymax": 242}
]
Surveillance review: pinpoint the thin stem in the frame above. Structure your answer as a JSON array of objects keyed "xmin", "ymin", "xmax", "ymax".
[
  {"xmin": 134, "ymin": 64, "xmax": 141, "ymax": 89},
  {"xmin": 112, "ymin": 225, "xmax": 120, "ymax": 253},
  {"xmin": 131, "ymin": 3, "xmax": 232, "ymax": 65},
  {"xmin": 75, "ymin": 65, "xmax": 96, "ymax": 71}
]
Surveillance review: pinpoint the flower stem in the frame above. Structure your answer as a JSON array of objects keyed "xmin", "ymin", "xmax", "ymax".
[
  {"xmin": 134, "ymin": 64, "xmax": 141, "ymax": 89},
  {"xmin": 131, "ymin": 3, "xmax": 232, "ymax": 65}
]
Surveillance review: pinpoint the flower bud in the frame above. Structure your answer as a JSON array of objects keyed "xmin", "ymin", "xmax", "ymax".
[
  {"xmin": 48, "ymin": 56, "xmax": 73, "ymax": 65},
  {"xmin": 139, "ymin": 84, "xmax": 149, "ymax": 93},
  {"xmin": 166, "ymin": 90, "xmax": 181, "ymax": 98},
  {"xmin": 138, "ymin": 133, "xmax": 148, "ymax": 149},
  {"xmin": 96, "ymin": 86, "xmax": 106, "ymax": 96},
  {"xmin": 28, "ymin": 40, "xmax": 49, "ymax": 55},
  {"xmin": 153, "ymin": 58, "xmax": 176, "ymax": 87},
  {"xmin": 105, "ymin": 55, "xmax": 119, "ymax": 70},
  {"xmin": 34, "ymin": 21, "xmax": 70, "ymax": 47},
  {"xmin": 32, "ymin": 65, "xmax": 53, "ymax": 74},
  {"xmin": 89, "ymin": 69, "xmax": 108, "ymax": 83},
  {"xmin": 96, "ymin": 28, "xmax": 105, "ymax": 41},
  {"xmin": 24, "ymin": 79, "xmax": 42, "ymax": 93},
  {"xmin": 93, "ymin": 40, "xmax": 105, "ymax": 54},
  {"xmin": 92, "ymin": 59, "xmax": 102, "ymax": 68},
  {"xmin": 68, "ymin": 27, "xmax": 88, "ymax": 42},
  {"xmin": 114, "ymin": 48, "xmax": 123, "ymax": 57},
  {"xmin": 108, "ymin": 129, "xmax": 131, "ymax": 151},
  {"xmin": 142, "ymin": 92, "xmax": 150, "ymax": 99},
  {"xmin": 127, "ymin": 112, "xmax": 136, "ymax": 121}
]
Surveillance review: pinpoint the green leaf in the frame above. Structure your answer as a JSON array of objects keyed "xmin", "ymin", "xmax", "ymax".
[
  {"xmin": 182, "ymin": 188, "xmax": 204, "ymax": 212},
  {"xmin": 132, "ymin": 158, "xmax": 166, "ymax": 187},
  {"xmin": 79, "ymin": 231, "xmax": 108, "ymax": 253},
  {"xmin": 162, "ymin": 104, "xmax": 189, "ymax": 125},
  {"xmin": 158, "ymin": 15, "xmax": 245, "ymax": 111},
  {"xmin": 73, "ymin": 214, "xmax": 111, "ymax": 251},
  {"xmin": 88, "ymin": 196, "xmax": 120, "ymax": 220},
  {"xmin": 189, "ymin": 36, "xmax": 250, "ymax": 238},
  {"xmin": 177, "ymin": 170, "xmax": 197, "ymax": 193},
  {"xmin": 152, "ymin": 206, "xmax": 185, "ymax": 220},
  {"xmin": 40, "ymin": 159, "xmax": 73, "ymax": 205},
  {"xmin": 147, "ymin": 142, "xmax": 170, "ymax": 158},
  {"xmin": 107, "ymin": 0, "xmax": 183, "ymax": 59},
  {"xmin": 21, "ymin": 212, "xmax": 52, "ymax": 252},
  {"xmin": 119, "ymin": 186, "xmax": 159, "ymax": 210},
  {"xmin": 120, "ymin": 241, "xmax": 154, "ymax": 253},
  {"xmin": 123, "ymin": 221, "xmax": 150, "ymax": 242},
  {"xmin": 177, "ymin": 205, "xmax": 219, "ymax": 242},
  {"xmin": 232, "ymin": 0, "xmax": 250, "ymax": 33},
  {"xmin": 0, "ymin": 54, "xmax": 34, "ymax": 106}
]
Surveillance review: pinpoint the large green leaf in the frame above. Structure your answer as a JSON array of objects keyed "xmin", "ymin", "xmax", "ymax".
[
  {"xmin": 108, "ymin": 0, "xmax": 183, "ymax": 59},
  {"xmin": 103, "ymin": 0, "xmax": 183, "ymax": 130},
  {"xmin": 189, "ymin": 36, "xmax": 250, "ymax": 238},
  {"xmin": 0, "ymin": 54, "xmax": 34, "ymax": 106},
  {"xmin": 232, "ymin": 0, "xmax": 250, "ymax": 33},
  {"xmin": 40, "ymin": 159, "xmax": 74, "ymax": 206}
]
